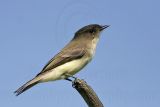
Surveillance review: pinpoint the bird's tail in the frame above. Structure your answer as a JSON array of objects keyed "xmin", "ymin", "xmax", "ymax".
[{"xmin": 14, "ymin": 77, "xmax": 40, "ymax": 96}]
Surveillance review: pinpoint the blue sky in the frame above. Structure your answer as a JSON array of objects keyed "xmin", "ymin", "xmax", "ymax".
[{"xmin": 0, "ymin": 0, "xmax": 160, "ymax": 107}]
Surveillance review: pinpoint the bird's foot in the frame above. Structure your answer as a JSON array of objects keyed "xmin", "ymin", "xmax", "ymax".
[{"xmin": 64, "ymin": 74, "xmax": 77, "ymax": 81}]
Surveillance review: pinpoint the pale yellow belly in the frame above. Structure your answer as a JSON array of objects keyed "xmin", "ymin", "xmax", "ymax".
[{"xmin": 40, "ymin": 57, "xmax": 91, "ymax": 82}]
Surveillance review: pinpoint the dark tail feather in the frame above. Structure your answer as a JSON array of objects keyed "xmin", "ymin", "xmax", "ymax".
[{"xmin": 14, "ymin": 78, "xmax": 39, "ymax": 96}]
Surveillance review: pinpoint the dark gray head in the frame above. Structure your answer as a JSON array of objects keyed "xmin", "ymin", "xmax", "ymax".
[{"xmin": 73, "ymin": 24, "xmax": 109, "ymax": 40}]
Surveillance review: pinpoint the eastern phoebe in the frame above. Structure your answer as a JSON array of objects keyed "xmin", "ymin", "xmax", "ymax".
[{"xmin": 14, "ymin": 24, "xmax": 109, "ymax": 96}]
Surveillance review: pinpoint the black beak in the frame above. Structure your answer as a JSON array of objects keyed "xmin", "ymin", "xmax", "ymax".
[{"xmin": 100, "ymin": 25, "xmax": 110, "ymax": 31}]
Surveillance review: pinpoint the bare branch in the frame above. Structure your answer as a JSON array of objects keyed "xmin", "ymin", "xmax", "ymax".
[{"xmin": 72, "ymin": 79, "xmax": 104, "ymax": 107}]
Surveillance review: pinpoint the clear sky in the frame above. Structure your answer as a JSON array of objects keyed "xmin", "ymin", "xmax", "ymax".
[{"xmin": 0, "ymin": 0, "xmax": 160, "ymax": 107}]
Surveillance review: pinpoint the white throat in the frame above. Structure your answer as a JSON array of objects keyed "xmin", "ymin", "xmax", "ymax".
[{"xmin": 90, "ymin": 37, "xmax": 99, "ymax": 56}]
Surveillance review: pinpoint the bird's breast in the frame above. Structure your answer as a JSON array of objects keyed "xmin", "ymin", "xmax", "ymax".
[
  {"xmin": 89, "ymin": 37, "xmax": 99, "ymax": 57},
  {"xmin": 59, "ymin": 56, "xmax": 91, "ymax": 75}
]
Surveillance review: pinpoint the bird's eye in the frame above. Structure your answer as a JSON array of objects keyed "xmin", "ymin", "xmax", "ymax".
[{"xmin": 89, "ymin": 29, "xmax": 96, "ymax": 34}]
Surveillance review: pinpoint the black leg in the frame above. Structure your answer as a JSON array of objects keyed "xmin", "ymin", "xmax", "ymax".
[{"xmin": 65, "ymin": 78, "xmax": 72, "ymax": 82}]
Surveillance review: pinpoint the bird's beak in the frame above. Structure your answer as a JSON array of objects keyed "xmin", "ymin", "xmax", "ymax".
[{"xmin": 100, "ymin": 25, "xmax": 110, "ymax": 31}]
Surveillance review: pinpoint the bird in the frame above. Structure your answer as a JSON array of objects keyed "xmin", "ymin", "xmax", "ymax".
[{"xmin": 14, "ymin": 24, "xmax": 109, "ymax": 96}]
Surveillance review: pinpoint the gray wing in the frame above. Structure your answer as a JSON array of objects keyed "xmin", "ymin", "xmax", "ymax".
[{"xmin": 36, "ymin": 48, "xmax": 86, "ymax": 76}]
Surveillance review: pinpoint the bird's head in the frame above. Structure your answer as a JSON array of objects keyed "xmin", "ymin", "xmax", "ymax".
[{"xmin": 73, "ymin": 24, "xmax": 109, "ymax": 40}]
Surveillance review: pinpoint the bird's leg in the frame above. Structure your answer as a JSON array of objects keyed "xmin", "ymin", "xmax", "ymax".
[
  {"xmin": 65, "ymin": 73, "xmax": 77, "ymax": 79},
  {"xmin": 65, "ymin": 78, "xmax": 72, "ymax": 82},
  {"xmin": 64, "ymin": 73, "xmax": 77, "ymax": 82}
]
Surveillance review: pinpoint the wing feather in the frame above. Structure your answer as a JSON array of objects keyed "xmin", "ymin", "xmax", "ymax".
[{"xmin": 36, "ymin": 48, "xmax": 85, "ymax": 76}]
